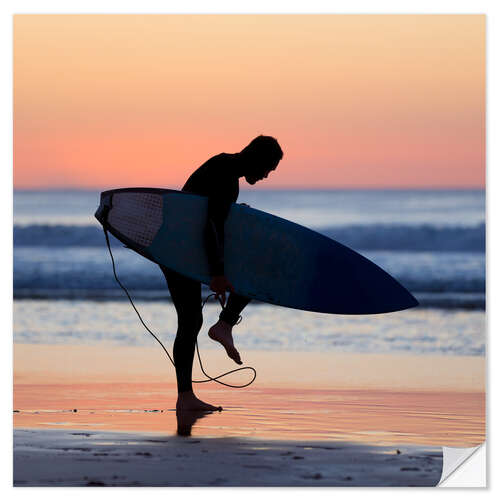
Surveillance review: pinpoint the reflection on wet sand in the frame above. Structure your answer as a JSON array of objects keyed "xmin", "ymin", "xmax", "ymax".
[
  {"xmin": 176, "ymin": 409, "xmax": 215, "ymax": 437},
  {"xmin": 14, "ymin": 382, "xmax": 484, "ymax": 447},
  {"xmin": 14, "ymin": 345, "xmax": 485, "ymax": 448}
]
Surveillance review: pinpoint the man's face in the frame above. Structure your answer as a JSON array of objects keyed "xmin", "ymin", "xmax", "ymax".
[{"xmin": 245, "ymin": 160, "xmax": 279, "ymax": 185}]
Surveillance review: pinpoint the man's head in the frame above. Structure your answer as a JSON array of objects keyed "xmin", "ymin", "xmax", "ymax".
[{"xmin": 239, "ymin": 135, "xmax": 283, "ymax": 185}]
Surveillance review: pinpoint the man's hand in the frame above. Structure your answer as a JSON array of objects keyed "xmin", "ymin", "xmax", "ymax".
[{"xmin": 210, "ymin": 275, "xmax": 235, "ymax": 306}]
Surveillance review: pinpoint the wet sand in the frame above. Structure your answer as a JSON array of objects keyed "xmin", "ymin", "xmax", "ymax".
[
  {"xmin": 13, "ymin": 344, "xmax": 485, "ymax": 486},
  {"xmin": 14, "ymin": 428, "xmax": 443, "ymax": 486}
]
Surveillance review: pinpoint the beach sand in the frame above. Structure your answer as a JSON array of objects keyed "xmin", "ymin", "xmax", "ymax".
[
  {"xmin": 13, "ymin": 344, "xmax": 485, "ymax": 486},
  {"xmin": 14, "ymin": 428, "xmax": 443, "ymax": 487}
]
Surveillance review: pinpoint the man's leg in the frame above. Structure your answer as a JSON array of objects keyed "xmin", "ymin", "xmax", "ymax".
[
  {"xmin": 161, "ymin": 265, "xmax": 221, "ymax": 411},
  {"xmin": 209, "ymin": 292, "xmax": 251, "ymax": 364},
  {"xmin": 220, "ymin": 293, "xmax": 251, "ymax": 326}
]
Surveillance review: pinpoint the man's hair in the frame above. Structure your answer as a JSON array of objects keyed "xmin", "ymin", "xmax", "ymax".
[{"xmin": 241, "ymin": 135, "xmax": 283, "ymax": 163}]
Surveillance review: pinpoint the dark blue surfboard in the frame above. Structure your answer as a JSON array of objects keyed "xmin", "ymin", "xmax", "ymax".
[{"xmin": 95, "ymin": 187, "xmax": 418, "ymax": 314}]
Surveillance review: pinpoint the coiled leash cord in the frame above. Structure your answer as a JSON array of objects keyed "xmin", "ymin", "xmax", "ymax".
[{"xmin": 103, "ymin": 228, "xmax": 257, "ymax": 388}]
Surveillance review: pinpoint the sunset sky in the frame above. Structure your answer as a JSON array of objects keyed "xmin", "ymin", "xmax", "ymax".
[{"xmin": 14, "ymin": 14, "xmax": 485, "ymax": 189}]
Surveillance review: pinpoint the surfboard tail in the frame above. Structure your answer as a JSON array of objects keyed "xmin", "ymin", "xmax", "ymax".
[{"xmin": 95, "ymin": 192, "xmax": 113, "ymax": 227}]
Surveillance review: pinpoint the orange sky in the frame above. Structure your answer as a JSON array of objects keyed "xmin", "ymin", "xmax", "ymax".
[{"xmin": 13, "ymin": 15, "xmax": 485, "ymax": 189}]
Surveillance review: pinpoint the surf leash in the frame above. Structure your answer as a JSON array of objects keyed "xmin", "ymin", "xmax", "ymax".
[{"xmin": 103, "ymin": 228, "xmax": 257, "ymax": 389}]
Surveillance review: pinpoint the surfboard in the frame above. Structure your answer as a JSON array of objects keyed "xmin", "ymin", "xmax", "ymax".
[{"xmin": 95, "ymin": 187, "xmax": 418, "ymax": 314}]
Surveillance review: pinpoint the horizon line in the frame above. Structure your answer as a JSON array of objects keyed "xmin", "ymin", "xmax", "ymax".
[{"xmin": 12, "ymin": 185, "xmax": 486, "ymax": 192}]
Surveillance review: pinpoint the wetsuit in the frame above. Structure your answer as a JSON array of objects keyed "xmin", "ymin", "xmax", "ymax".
[{"xmin": 160, "ymin": 153, "xmax": 251, "ymax": 393}]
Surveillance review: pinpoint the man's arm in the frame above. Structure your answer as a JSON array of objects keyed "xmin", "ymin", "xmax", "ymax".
[{"xmin": 205, "ymin": 180, "xmax": 235, "ymax": 304}]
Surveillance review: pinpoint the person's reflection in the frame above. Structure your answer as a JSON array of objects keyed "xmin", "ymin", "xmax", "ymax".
[{"xmin": 176, "ymin": 408, "xmax": 221, "ymax": 436}]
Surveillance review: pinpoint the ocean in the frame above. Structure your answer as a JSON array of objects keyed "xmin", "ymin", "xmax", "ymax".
[{"xmin": 13, "ymin": 189, "xmax": 485, "ymax": 357}]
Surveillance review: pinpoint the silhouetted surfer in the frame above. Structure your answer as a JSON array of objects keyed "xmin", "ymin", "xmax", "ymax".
[{"xmin": 160, "ymin": 136, "xmax": 283, "ymax": 412}]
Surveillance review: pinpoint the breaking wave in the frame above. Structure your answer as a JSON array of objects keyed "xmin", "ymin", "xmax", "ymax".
[{"xmin": 14, "ymin": 223, "xmax": 485, "ymax": 252}]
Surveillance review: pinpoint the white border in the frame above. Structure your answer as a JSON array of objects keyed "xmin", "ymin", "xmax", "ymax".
[{"xmin": 5, "ymin": 0, "xmax": 497, "ymax": 496}]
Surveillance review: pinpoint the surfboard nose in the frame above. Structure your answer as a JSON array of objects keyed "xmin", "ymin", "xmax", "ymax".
[
  {"xmin": 310, "ymin": 244, "xmax": 420, "ymax": 315},
  {"xmin": 409, "ymin": 293, "xmax": 419, "ymax": 308},
  {"xmin": 393, "ymin": 286, "xmax": 419, "ymax": 312}
]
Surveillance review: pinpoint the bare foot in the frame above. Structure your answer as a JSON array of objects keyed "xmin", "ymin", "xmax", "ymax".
[
  {"xmin": 208, "ymin": 320, "xmax": 242, "ymax": 365},
  {"xmin": 176, "ymin": 391, "xmax": 222, "ymax": 412}
]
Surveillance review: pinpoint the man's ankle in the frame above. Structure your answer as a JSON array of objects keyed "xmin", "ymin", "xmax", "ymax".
[{"xmin": 178, "ymin": 390, "xmax": 194, "ymax": 398}]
